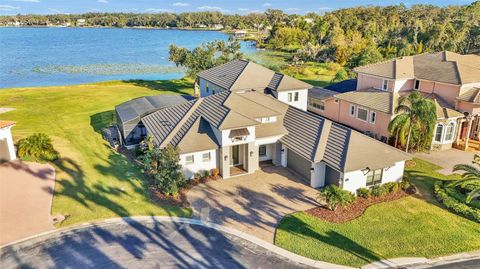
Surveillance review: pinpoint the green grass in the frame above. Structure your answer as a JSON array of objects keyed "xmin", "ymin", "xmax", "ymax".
[
  {"xmin": 275, "ymin": 158, "xmax": 480, "ymax": 267},
  {"xmin": 0, "ymin": 79, "xmax": 194, "ymax": 226}
]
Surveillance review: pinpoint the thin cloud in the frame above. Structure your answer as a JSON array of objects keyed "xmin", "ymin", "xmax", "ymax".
[
  {"xmin": 145, "ymin": 8, "xmax": 172, "ymax": 13},
  {"xmin": 238, "ymin": 8, "xmax": 249, "ymax": 11},
  {"xmin": 48, "ymin": 8, "xmax": 63, "ymax": 13},
  {"xmin": 0, "ymin": 5, "xmax": 19, "ymax": 11},
  {"xmin": 11, "ymin": 0, "xmax": 40, "ymax": 2},
  {"xmin": 318, "ymin": 7, "xmax": 332, "ymax": 10},
  {"xmin": 97, "ymin": 0, "xmax": 108, "ymax": 3},
  {"xmin": 172, "ymin": 2, "xmax": 189, "ymax": 7},
  {"xmin": 286, "ymin": 7, "xmax": 301, "ymax": 12},
  {"xmin": 263, "ymin": 3, "xmax": 272, "ymax": 7},
  {"xmin": 197, "ymin": 6, "xmax": 229, "ymax": 12}
]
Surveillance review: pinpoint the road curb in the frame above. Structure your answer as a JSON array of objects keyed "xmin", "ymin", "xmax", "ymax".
[{"xmin": 0, "ymin": 216, "xmax": 355, "ymax": 269}]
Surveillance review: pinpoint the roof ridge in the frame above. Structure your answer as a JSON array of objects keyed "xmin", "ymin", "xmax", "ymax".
[
  {"xmin": 233, "ymin": 91, "xmax": 282, "ymax": 116},
  {"xmin": 159, "ymin": 98, "xmax": 203, "ymax": 148},
  {"xmin": 228, "ymin": 60, "xmax": 252, "ymax": 90}
]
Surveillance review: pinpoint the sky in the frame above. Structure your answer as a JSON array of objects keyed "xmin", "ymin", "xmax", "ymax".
[{"xmin": 0, "ymin": 0, "xmax": 476, "ymax": 15}]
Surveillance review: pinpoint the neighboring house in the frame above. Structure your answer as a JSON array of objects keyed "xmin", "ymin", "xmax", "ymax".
[
  {"xmin": 0, "ymin": 121, "xmax": 16, "ymax": 162},
  {"xmin": 195, "ymin": 59, "xmax": 312, "ymax": 111},
  {"xmin": 116, "ymin": 61, "xmax": 410, "ymax": 193},
  {"xmin": 309, "ymin": 51, "xmax": 480, "ymax": 151}
]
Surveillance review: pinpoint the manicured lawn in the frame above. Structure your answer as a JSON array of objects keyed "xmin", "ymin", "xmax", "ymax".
[
  {"xmin": 275, "ymin": 158, "xmax": 480, "ymax": 267},
  {"xmin": 0, "ymin": 79, "xmax": 193, "ymax": 226}
]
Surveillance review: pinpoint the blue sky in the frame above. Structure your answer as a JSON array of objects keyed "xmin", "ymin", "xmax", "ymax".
[{"xmin": 0, "ymin": 0, "xmax": 476, "ymax": 15}]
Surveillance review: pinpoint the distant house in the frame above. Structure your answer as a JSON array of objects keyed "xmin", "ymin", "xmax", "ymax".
[
  {"xmin": 0, "ymin": 121, "xmax": 16, "ymax": 162},
  {"xmin": 76, "ymin": 19, "xmax": 86, "ymax": 27},
  {"xmin": 232, "ymin": 30, "xmax": 246, "ymax": 39},
  {"xmin": 211, "ymin": 24, "xmax": 224, "ymax": 30},
  {"xmin": 308, "ymin": 51, "xmax": 480, "ymax": 151},
  {"xmin": 116, "ymin": 60, "xmax": 410, "ymax": 193}
]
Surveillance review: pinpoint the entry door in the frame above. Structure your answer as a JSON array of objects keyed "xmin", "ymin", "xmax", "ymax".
[{"xmin": 231, "ymin": 145, "xmax": 240, "ymax": 166}]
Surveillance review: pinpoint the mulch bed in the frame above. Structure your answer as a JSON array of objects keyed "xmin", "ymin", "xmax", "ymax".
[
  {"xmin": 306, "ymin": 190, "xmax": 410, "ymax": 223},
  {"xmin": 149, "ymin": 175, "xmax": 221, "ymax": 208}
]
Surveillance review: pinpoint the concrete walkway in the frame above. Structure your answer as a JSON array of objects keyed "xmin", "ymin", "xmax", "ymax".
[
  {"xmin": 0, "ymin": 161, "xmax": 56, "ymax": 245},
  {"xmin": 187, "ymin": 166, "xmax": 319, "ymax": 242},
  {"xmin": 414, "ymin": 149, "xmax": 476, "ymax": 175}
]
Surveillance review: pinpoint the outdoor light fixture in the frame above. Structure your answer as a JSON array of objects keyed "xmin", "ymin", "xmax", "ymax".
[
  {"xmin": 362, "ymin": 167, "xmax": 371, "ymax": 176},
  {"xmin": 224, "ymin": 155, "xmax": 228, "ymax": 161},
  {"xmin": 310, "ymin": 167, "xmax": 314, "ymax": 171},
  {"xmin": 281, "ymin": 149, "xmax": 285, "ymax": 152}
]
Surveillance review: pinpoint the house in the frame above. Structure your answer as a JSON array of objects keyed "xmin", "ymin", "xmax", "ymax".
[
  {"xmin": 0, "ymin": 121, "xmax": 16, "ymax": 162},
  {"xmin": 308, "ymin": 51, "xmax": 480, "ymax": 151},
  {"xmin": 76, "ymin": 19, "xmax": 86, "ymax": 27},
  {"xmin": 232, "ymin": 30, "xmax": 247, "ymax": 39},
  {"xmin": 116, "ymin": 61, "xmax": 410, "ymax": 193}
]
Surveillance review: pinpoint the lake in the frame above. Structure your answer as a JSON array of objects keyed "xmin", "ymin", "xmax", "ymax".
[{"xmin": 0, "ymin": 27, "xmax": 259, "ymax": 89}]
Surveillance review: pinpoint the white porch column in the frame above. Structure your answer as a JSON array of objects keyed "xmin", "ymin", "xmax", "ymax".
[
  {"xmin": 280, "ymin": 145, "xmax": 288, "ymax": 167},
  {"xmin": 465, "ymin": 116, "xmax": 473, "ymax": 151}
]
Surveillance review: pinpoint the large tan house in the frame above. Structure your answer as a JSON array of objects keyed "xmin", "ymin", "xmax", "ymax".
[
  {"xmin": 308, "ymin": 51, "xmax": 480, "ymax": 151},
  {"xmin": 116, "ymin": 60, "xmax": 410, "ymax": 193}
]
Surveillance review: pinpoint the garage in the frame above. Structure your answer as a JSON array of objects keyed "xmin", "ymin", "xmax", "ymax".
[{"xmin": 286, "ymin": 149, "xmax": 312, "ymax": 181}]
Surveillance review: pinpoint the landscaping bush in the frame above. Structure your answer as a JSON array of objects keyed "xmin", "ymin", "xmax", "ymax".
[
  {"xmin": 356, "ymin": 188, "xmax": 371, "ymax": 199},
  {"xmin": 210, "ymin": 168, "xmax": 219, "ymax": 177},
  {"xmin": 17, "ymin": 133, "xmax": 59, "ymax": 162},
  {"xmin": 400, "ymin": 177, "xmax": 411, "ymax": 191},
  {"xmin": 434, "ymin": 182, "xmax": 480, "ymax": 223},
  {"xmin": 371, "ymin": 185, "xmax": 389, "ymax": 197},
  {"xmin": 317, "ymin": 185, "xmax": 355, "ymax": 211},
  {"xmin": 193, "ymin": 172, "xmax": 202, "ymax": 180},
  {"xmin": 202, "ymin": 170, "xmax": 210, "ymax": 178},
  {"xmin": 383, "ymin": 182, "xmax": 399, "ymax": 193}
]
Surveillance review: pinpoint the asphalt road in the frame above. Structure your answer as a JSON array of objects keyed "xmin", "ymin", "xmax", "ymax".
[
  {"xmin": 424, "ymin": 259, "xmax": 480, "ymax": 269},
  {"xmin": 0, "ymin": 219, "xmax": 313, "ymax": 269}
]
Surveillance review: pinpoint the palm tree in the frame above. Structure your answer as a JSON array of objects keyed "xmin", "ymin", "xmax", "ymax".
[
  {"xmin": 388, "ymin": 91, "xmax": 437, "ymax": 152},
  {"xmin": 450, "ymin": 154, "xmax": 480, "ymax": 203}
]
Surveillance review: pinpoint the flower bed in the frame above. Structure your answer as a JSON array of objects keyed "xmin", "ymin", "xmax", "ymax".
[{"xmin": 306, "ymin": 190, "xmax": 409, "ymax": 223}]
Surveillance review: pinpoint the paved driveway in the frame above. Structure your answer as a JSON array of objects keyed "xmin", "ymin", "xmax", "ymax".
[
  {"xmin": 414, "ymin": 149, "xmax": 476, "ymax": 175},
  {"xmin": 0, "ymin": 161, "xmax": 55, "ymax": 245},
  {"xmin": 187, "ymin": 166, "xmax": 319, "ymax": 242}
]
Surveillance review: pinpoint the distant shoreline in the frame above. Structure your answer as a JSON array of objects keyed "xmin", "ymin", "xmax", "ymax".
[{"xmin": 0, "ymin": 25, "xmax": 228, "ymax": 32}]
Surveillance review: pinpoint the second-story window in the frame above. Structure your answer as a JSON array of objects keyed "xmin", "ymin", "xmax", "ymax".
[
  {"xmin": 369, "ymin": 111, "xmax": 376, "ymax": 124},
  {"xmin": 357, "ymin": 107, "xmax": 368, "ymax": 122},
  {"xmin": 349, "ymin": 104, "xmax": 356, "ymax": 117},
  {"xmin": 382, "ymin": 79, "xmax": 388, "ymax": 91},
  {"xmin": 288, "ymin": 92, "xmax": 293, "ymax": 102},
  {"xmin": 294, "ymin": 92, "xmax": 299, "ymax": 101}
]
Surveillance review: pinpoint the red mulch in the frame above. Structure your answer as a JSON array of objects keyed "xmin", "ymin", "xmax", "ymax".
[
  {"xmin": 149, "ymin": 175, "xmax": 221, "ymax": 208},
  {"xmin": 306, "ymin": 190, "xmax": 410, "ymax": 223}
]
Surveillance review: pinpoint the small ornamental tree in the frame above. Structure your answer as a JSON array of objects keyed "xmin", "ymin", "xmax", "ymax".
[
  {"xmin": 317, "ymin": 185, "xmax": 355, "ymax": 211},
  {"xmin": 140, "ymin": 136, "xmax": 185, "ymax": 196},
  {"xmin": 17, "ymin": 133, "xmax": 59, "ymax": 162}
]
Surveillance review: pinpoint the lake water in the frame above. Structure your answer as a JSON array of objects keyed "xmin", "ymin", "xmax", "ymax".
[{"xmin": 0, "ymin": 27, "xmax": 258, "ymax": 89}]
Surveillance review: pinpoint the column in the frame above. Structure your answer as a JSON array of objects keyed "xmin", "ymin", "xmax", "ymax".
[
  {"xmin": 219, "ymin": 146, "xmax": 230, "ymax": 178},
  {"xmin": 465, "ymin": 117, "xmax": 473, "ymax": 151},
  {"xmin": 246, "ymin": 142, "xmax": 258, "ymax": 173}
]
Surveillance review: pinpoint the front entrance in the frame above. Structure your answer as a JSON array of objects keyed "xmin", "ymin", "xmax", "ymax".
[
  {"xmin": 230, "ymin": 144, "xmax": 246, "ymax": 176},
  {"xmin": 231, "ymin": 145, "xmax": 240, "ymax": 166}
]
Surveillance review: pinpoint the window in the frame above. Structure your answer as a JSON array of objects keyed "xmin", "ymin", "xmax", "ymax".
[
  {"xmin": 434, "ymin": 124, "xmax": 444, "ymax": 142},
  {"xmin": 357, "ymin": 107, "xmax": 368, "ymax": 121},
  {"xmin": 288, "ymin": 92, "xmax": 293, "ymax": 102},
  {"xmin": 259, "ymin": 145, "xmax": 267, "ymax": 157},
  {"xmin": 382, "ymin": 79, "xmax": 388, "ymax": 91},
  {"xmin": 369, "ymin": 111, "xmax": 376, "ymax": 124},
  {"xmin": 349, "ymin": 105, "xmax": 356, "ymax": 117},
  {"xmin": 202, "ymin": 152, "xmax": 211, "ymax": 162},
  {"xmin": 414, "ymin": 80, "xmax": 420, "ymax": 90},
  {"xmin": 206, "ymin": 82, "xmax": 210, "ymax": 93},
  {"xmin": 445, "ymin": 122, "xmax": 455, "ymax": 142},
  {"xmin": 308, "ymin": 98, "xmax": 325, "ymax": 111},
  {"xmin": 366, "ymin": 169, "xmax": 383, "ymax": 186},
  {"xmin": 185, "ymin": 155, "xmax": 194, "ymax": 164},
  {"xmin": 294, "ymin": 92, "xmax": 299, "ymax": 101}
]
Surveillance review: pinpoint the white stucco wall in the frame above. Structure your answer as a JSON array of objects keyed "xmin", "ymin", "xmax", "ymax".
[
  {"xmin": 179, "ymin": 149, "xmax": 217, "ymax": 179},
  {"xmin": 277, "ymin": 89, "xmax": 308, "ymax": 111},
  {"xmin": 0, "ymin": 126, "xmax": 16, "ymax": 161},
  {"xmin": 341, "ymin": 161, "xmax": 405, "ymax": 194},
  {"xmin": 310, "ymin": 162, "xmax": 326, "ymax": 188}
]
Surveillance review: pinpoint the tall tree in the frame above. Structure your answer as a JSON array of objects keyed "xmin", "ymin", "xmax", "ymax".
[{"xmin": 388, "ymin": 91, "xmax": 437, "ymax": 152}]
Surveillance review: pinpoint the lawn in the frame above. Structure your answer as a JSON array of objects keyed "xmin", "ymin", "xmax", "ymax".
[
  {"xmin": 275, "ymin": 158, "xmax": 480, "ymax": 267},
  {"xmin": 0, "ymin": 79, "xmax": 194, "ymax": 226}
]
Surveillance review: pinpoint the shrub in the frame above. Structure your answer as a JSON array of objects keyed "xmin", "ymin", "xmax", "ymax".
[
  {"xmin": 383, "ymin": 182, "xmax": 399, "ymax": 193},
  {"xmin": 17, "ymin": 133, "xmax": 59, "ymax": 162},
  {"xmin": 202, "ymin": 170, "xmax": 210, "ymax": 178},
  {"xmin": 371, "ymin": 184, "xmax": 389, "ymax": 197},
  {"xmin": 210, "ymin": 168, "xmax": 219, "ymax": 177},
  {"xmin": 434, "ymin": 182, "xmax": 480, "ymax": 223},
  {"xmin": 400, "ymin": 177, "xmax": 411, "ymax": 191},
  {"xmin": 193, "ymin": 172, "xmax": 202, "ymax": 180},
  {"xmin": 356, "ymin": 188, "xmax": 371, "ymax": 198},
  {"xmin": 317, "ymin": 185, "xmax": 355, "ymax": 211}
]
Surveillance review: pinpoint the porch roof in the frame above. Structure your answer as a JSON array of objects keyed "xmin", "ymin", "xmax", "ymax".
[{"xmin": 229, "ymin": 128, "xmax": 250, "ymax": 138}]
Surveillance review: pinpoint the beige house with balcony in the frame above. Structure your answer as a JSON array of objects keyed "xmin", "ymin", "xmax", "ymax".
[{"xmin": 308, "ymin": 51, "xmax": 480, "ymax": 151}]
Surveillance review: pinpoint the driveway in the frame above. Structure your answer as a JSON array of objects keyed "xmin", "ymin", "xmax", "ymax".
[
  {"xmin": 414, "ymin": 149, "xmax": 476, "ymax": 175},
  {"xmin": 0, "ymin": 161, "xmax": 56, "ymax": 245},
  {"xmin": 187, "ymin": 166, "xmax": 319, "ymax": 242},
  {"xmin": 0, "ymin": 218, "xmax": 314, "ymax": 269}
]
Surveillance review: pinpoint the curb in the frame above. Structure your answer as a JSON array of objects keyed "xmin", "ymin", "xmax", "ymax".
[{"xmin": 0, "ymin": 216, "xmax": 355, "ymax": 269}]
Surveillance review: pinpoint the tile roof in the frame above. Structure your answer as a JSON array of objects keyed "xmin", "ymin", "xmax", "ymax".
[
  {"xmin": 308, "ymin": 87, "xmax": 338, "ymax": 100},
  {"xmin": 335, "ymin": 88, "xmax": 393, "ymax": 114},
  {"xmin": 0, "ymin": 120, "xmax": 15, "ymax": 129},
  {"xmin": 354, "ymin": 51, "xmax": 480, "ymax": 85},
  {"xmin": 198, "ymin": 59, "xmax": 312, "ymax": 92},
  {"xmin": 457, "ymin": 88, "xmax": 480, "ymax": 104}
]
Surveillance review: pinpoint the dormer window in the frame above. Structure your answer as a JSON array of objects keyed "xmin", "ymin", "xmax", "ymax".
[
  {"xmin": 382, "ymin": 79, "xmax": 388, "ymax": 91},
  {"xmin": 414, "ymin": 80, "xmax": 420, "ymax": 90}
]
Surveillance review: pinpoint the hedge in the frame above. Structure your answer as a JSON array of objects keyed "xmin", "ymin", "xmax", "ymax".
[{"xmin": 434, "ymin": 182, "xmax": 480, "ymax": 223}]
